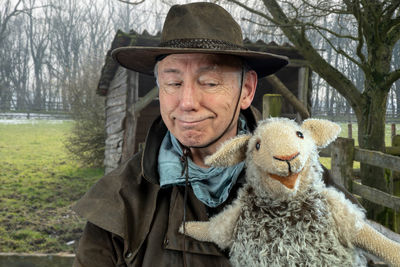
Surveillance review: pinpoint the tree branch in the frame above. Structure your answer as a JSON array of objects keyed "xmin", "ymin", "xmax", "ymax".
[
  {"xmin": 295, "ymin": 0, "xmax": 350, "ymax": 15},
  {"xmin": 115, "ymin": 0, "xmax": 145, "ymax": 5},
  {"xmin": 0, "ymin": 1, "xmax": 53, "ymax": 41},
  {"xmin": 303, "ymin": 22, "xmax": 359, "ymax": 41},
  {"xmin": 386, "ymin": 17, "xmax": 400, "ymax": 46},
  {"xmin": 383, "ymin": 1, "xmax": 400, "ymax": 22},
  {"xmin": 316, "ymin": 28, "xmax": 363, "ymax": 69},
  {"xmin": 0, "ymin": 0, "xmax": 23, "ymax": 39},
  {"xmin": 225, "ymin": 0, "xmax": 278, "ymax": 24},
  {"xmin": 258, "ymin": 0, "xmax": 363, "ymax": 115},
  {"xmin": 384, "ymin": 69, "xmax": 400, "ymax": 91},
  {"xmin": 241, "ymin": 17, "xmax": 275, "ymax": 28},
  {"xmin": 354, "ymin": 6, "xmax": 367, "ymax": 66}
]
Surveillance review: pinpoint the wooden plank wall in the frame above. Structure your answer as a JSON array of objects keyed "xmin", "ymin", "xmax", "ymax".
[{"xmin": 104, "ymin": 67, "xmax": 138, "ymax": 174}]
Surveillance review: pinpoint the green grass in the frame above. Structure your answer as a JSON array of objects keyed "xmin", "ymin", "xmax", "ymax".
[
  {"xmin": 319, "ymin": 122, "xmax": 400, "ymax": 169},
  {"xmin": 0, "ymin": 120, "xmax": 103, "ymax": 253}
]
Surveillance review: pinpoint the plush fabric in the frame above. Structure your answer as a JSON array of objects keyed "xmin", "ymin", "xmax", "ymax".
[
  {"xmin": 182, "ymin": 118, "xmax": 400, "ymax": 267},
  {"xmin": 230, "ymin": 185, "xmax": 363, "ymax": 266}
]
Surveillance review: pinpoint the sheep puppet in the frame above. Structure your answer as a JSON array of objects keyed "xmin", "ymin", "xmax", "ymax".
[{"xmin": 179, "ymin": 118, "xmax": 400, "ymax": 266}]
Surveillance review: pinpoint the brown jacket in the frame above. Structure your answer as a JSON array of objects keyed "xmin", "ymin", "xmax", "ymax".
[
  {"xmin": 73, "ymin": 110, "xmax": 359, "ymax": 267},
  {"xmin": 72, "ymin": 109, "xmax": 261, "ymax": 267}
]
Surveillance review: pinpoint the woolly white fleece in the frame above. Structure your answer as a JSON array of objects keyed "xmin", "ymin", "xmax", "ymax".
[{"xmin": 181, "ymin": 118, "xmax": 400, "ymax": 267}]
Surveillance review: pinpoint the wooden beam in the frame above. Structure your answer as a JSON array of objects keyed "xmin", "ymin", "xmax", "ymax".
[
  {"xmin": 132, "ymin": 86, "xmax": 159, "ymax": 114},
  {"xmin": 330, "ymin": 137, "xmax": 354, "ymax": 188},
  {"xmin": 354, "ymin": 148, "xmax": 400, "ymax": 172},
  {"xmin": 286, "ymin": 59, "xmax": 309, "ymax": 67},
  {"xmin": 264, "ymin": 74, "xmax": 310, "ymax": 119},
  {"xmin": 318, "ymin": 144, "xmax": 331, "ymax": 157},
  {"xmin": 262, "ymin": 94, "xmax": 282, "ymax": 118},
  {"xmin": 386, "ymin": 146, "xmax": 400, "ymax": 156},
  {"xmin": 352, "ymin": 181, "xmax": 400, "ymax": 212}
]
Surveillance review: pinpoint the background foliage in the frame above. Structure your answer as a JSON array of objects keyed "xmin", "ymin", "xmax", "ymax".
[{"xmin": 1, "ymin": 0, "xmax": 399, "ymax": 119}]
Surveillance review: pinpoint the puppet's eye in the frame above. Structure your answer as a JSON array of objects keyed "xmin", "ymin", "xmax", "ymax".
[
  {"xmin": 296, "ymin": 131, "xmax": 304, "ymax": 139},
  {"xmin": 255, "ymin": 142, "xmax": 260, "ymax": 150}
]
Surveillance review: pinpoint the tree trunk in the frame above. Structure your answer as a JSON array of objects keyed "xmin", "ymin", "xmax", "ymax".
[
  {"xmin": 357, "ymin": 86, "xmax": 389, "ymax": 222},
  {"xmin": 391, "ymin": 90, "xmax": 395, "ymax": 118},
  {"xmin": 0, "ymin": 84, "xmax": 12, "ymax": 110},
  {"xmin": 33, "ymin": 66, "xmax": 42, "ymax": 111},
  {"xmin": 396, "ymin": 83, "xmax": 400, "ymax": 117}
]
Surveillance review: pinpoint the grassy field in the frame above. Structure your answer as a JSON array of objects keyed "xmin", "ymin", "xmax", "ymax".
[{"xmin": 0, "ymin": 120, "xmax": 103, "ymax": 253}]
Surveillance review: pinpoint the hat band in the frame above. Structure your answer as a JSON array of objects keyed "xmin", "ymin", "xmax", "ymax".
[{"xmin": 159, "ymin": 38, "xmax": 248, "ymax": 51}]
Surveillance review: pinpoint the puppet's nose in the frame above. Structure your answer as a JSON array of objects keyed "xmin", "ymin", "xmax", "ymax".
[{"xmin": 273, "ymin": 152, "xmax": 299, "ymax": 162}]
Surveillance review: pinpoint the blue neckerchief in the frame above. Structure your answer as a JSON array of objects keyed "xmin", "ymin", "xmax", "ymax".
[{"xmin": 158, "ymin": 116, "xmax": 248, "ymax": 207}]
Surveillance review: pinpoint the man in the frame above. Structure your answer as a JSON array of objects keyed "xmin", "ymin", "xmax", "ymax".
[{"xmin": 73, "ymin": 2, "xmax": 354, "ymax": 266}]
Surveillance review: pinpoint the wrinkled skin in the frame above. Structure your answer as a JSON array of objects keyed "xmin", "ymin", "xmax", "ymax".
[{"xmin": 157, "ymin": 53, "xmax": 257, "ymax": 167}]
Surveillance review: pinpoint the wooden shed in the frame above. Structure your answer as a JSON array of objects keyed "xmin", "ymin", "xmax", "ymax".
[{"xmin": 97, "ymin": 30, "xmax": 310, "ymax": 173}]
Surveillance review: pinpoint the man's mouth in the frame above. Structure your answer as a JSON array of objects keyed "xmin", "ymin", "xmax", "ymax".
[
  {"xmin": 268, "ymin": 172, "xmax": 300, "ymax": 189},
  {"xmin": 175, "ymin": 117, "xmax": 211, "ymax": 127}
]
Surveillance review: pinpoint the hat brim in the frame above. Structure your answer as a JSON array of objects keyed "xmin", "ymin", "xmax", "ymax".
[{"xmin": 111, "ymin": 46, "xmax": 289, "ymax": 78}]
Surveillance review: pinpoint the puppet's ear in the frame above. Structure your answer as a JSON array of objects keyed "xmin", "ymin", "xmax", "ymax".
[
  {"xmin": 205, "ymin": 134, "xmax": 251, "ymax": 167},
  {"xmin": 302, "ymin": 119, "xmax": 341, "ymax": 148}
]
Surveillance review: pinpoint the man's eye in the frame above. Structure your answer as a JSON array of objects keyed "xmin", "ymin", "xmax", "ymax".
[
  {"xmin": 201, "ymin": 82, "xmax": 219, "ymax": 88},
  {"xmin": 168, "ymin": 82, "xmax": 182, "ymax": 87}
]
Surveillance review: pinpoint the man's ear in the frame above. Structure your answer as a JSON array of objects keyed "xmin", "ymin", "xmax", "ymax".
[
  {"xmin": 301, "ymin": 119, "xmax": 341, "ymax": 148},
  {"xmin": 205, "ymin": 134, "xmax": 251, "ymax": 167},
  {"xmin": 240, "ymin": 70, "xmax": 257, "ymax": 110}
]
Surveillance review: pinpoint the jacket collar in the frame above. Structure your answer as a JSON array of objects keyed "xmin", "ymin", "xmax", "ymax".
[
  {"xmin": 141, "ymin": 107, "xmax": 260, "ymax": 185},
  {"xmin": 141, "ymin": 116, "xmax": 168, "ymax": 185}
]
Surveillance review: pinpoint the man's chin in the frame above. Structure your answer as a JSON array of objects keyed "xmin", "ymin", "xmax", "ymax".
[
  {"xmin": 176, "ymin": 133, "xmax": 209, "ymax": 148},
  {"xmin": 178, "ymin": 138, "xmax": 205, "ymax": 148}
]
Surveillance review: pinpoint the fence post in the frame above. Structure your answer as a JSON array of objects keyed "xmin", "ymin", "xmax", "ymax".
[
  {"xmin": 330, "ymin": 137, "xmax": 355, "ymax": 191},
  {"xmin": 262, "ymin": 94, "xmax": 282, "ymax": 119},
  {"xmin": 393, "ymin": 133, "xmax": 400, "ymax": 233},
  {"xmin": 348, "ymin": 123, "xmax": 352, "ymax": 139}
]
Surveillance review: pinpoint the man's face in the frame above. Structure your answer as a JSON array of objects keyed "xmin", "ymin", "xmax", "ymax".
[{"xmin": 157, "ymin": 53, "xmax": 255, "ymax": 148}]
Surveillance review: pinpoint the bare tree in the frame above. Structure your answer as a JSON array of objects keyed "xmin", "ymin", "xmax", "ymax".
[
  {"xmin": 225, "ymin": 0, "xmax": 400, "ymax": 222},
  {"xmin": 393, "ymin": 42, "xmax": 400, "ymax": 117},
  {"xmin": 47, "ymin": 0, "xmax": 87, "ymax": 109},
  {"xmin": 0, "ymin": 0, "xmax": 24, "ymax": 47},
  {"xmin": 0, "ymin": 0, "xmax": 26, "ymax": 110},
  {"xmin": 26, "ymin": 0, "xmax": 52, "ymax": 110},
  {"xmin": 7, "ymin": 16, "xmax": 31, "ymax": 111}
]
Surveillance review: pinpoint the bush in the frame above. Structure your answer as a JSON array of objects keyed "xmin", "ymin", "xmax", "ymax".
[{"xmin": 65, "ymin": 90, "xmax": 106, "ymax": 168}]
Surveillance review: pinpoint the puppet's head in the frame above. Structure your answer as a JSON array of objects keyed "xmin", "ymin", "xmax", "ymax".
[{"xmin": 205, "ymin": 118, "xmax": 341, "ymax": 199}]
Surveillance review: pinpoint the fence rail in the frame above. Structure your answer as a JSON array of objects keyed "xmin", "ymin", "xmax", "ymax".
[
  {"xmin": 354, "ymin": 148, "xmax": 400, "ymax": 172},
  {"xmin": 351, "ymin": 181, "xmax": 400, "ymax": 212},
  {"xmin": 0, "ymin": 112, "xmax": 71, "ymax": 120},
  {"xmin": 330, "ymin": 137, "xmax": 400, "ymax": 213}
]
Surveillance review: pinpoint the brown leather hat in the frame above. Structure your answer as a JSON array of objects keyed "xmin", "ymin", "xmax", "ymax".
[{"xmin": 112, "ymin": 2, "xmax": 289, "ymax": 78}]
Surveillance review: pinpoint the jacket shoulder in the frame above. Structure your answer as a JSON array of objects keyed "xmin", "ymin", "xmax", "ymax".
[{"xmin": 72, "ymin": 151, "xmax": 158, "ymax": 237}]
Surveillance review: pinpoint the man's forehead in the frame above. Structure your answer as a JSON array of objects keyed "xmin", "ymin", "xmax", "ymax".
[{"xmin": 159, "ymin": 53, "xmax": 242, "ymax": 69}]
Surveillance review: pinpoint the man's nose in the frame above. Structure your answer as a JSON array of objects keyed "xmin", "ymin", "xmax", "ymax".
[{"xmin": 179, "ymin": 83, "xmax": 200, "ymax": 111}]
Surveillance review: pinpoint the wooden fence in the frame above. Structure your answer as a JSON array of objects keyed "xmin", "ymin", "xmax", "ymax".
[
  {"xmin": 345, "ymin": 123, "xmax": 400, "ymax": 155},
  {"xmin": 329, "ymin": 137, "xmax": 400, "ymax": 213}
]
